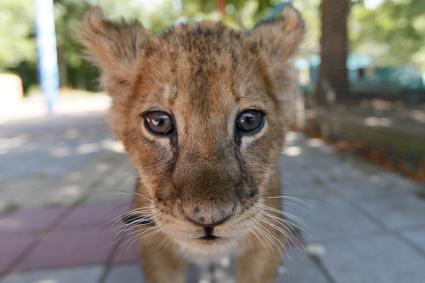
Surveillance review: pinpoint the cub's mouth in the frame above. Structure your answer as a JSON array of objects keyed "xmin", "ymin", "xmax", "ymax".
[
  {"xmin": 200, "ymin": 235, "xmax": 219, "ymax": 241},
  {"xmin": 198, "ymin": 226, "xmax": 219, "ymax": 241}
]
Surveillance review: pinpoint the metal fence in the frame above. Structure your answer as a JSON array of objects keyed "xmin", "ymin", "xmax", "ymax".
[{"xmin": 300, "ymin": 0, "xmax": 425, "ymax": 180}]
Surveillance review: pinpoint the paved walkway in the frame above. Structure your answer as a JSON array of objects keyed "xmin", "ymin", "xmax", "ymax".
[{"xmin": 0, "ymin": 106, "xmax": 424, "ymax": 283}]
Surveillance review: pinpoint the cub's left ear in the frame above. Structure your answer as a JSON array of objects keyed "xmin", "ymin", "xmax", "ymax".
[{"xmin": 249, "ymin": 4, "xmax": 304, "ymax": 62}]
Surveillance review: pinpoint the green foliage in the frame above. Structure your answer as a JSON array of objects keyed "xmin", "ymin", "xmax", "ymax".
[
  {"xmin": 0, "ymin": 0, "xmax": 35, "ymax": 71},
  {"xmin": 350, "ymin": 0, "xmax": 425, "ymax": 70},
  {"xmin": 181, "ymin": 0, "xmax": 282, "ymax": 28},
  {"xmin": 1, "ymin": 0, "xmax": 423, "ymax": 93}
]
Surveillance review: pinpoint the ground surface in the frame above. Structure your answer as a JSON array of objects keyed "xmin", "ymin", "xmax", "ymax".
[{"xmin": 0, "ymin": 96, "xmax": 424, "ymax": 283}]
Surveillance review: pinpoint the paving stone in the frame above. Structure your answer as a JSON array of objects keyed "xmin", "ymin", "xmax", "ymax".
[
  {"xmin": 0, "ymin": 175, "xmax": 61, "ymax": 210},
  {"xmin": 0, "ymin": 207, "xmax": 66, "ymax": 233},
  {"xmin": 85, "ymin": 162, "xmax": 136, "ymax": 204},
  {"xmin": 327, "ymin": 176, "xmax": 413, "ymax": 201},
  {"xmin": 105, "ymin": 263, "xmax": 202, "ymax": 283},
  {"xmin": 0, "ymin": 265, "xmax": 103, "ymax": 283},
  {"xmin": 104, "ymin": 264, "xmax": 143, "ymax": 283},
  {"xmin": 43, "ymin": 154, "xmax": 121, "ymax": 208},
  {"xmin": 0, "ymin": 145, "xmax": 96, "ymax": 179},
  {"xmin": 402, "ymin": 227, "xmax": 425, "ymax": 255},
  {"xmin": 0, "ymin": 234, "xmax": 36, "ymax": 274},
  {"xmin": 284, "ymin": 194, "xmax": 380, "ymax": 242},
  {"xmin": 359, "ymin": 194, "xmax": 425, "ymax": 230},
  {"xmin": 15, "ymin": 227, "xmax": 114, "ymax": 271},
  {"xmin": 0, "ymin": 151, "xmax": 128, "ymax": 210},
  {"xmin": 3, "ymin": 115, "xmax": 425, "ymax": 283},
  {"xmin": 278, "ymin": 247, "xmax": 330, "ymax": 283},
  {"xmin": 319, "ymin": 234, "xmax": 425, "ymax": 283},
  {"xmin": 56, "ymin": 201, "xmax": 131, "ymax": 230},
  {"xmin": 187, "ymin": 264, "xmax": 201, "ymax": 283},
  {"xmin": 111, "ymin": 241, "xmax": 139, "ymax": 264}
]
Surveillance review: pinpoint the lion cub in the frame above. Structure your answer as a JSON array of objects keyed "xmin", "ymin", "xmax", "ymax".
[{"xmin": 81, "ymin": 5, "xmax": 303, "ymax": 283}]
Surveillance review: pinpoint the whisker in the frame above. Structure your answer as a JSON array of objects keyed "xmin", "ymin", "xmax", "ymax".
[
  {"xmin": 259, "ymin": 213, "xmax": 304, "ymax": 249},
  {"xmin": 247, "ymin": 218, "xmax": 274, "ymax": 252},
  {"xmin": 253, "ymin": 217, "xmax": 287, "ymax": 262},
  {"xmin": 262, "ymin": 206, "xmax": 305, "ymax": 226},
  {"xmin": 120, "ymin": 224, "xmax": 161, "ymax": 252},
  {"xmin": 266, "ymin": 193, "xmax": 324, "ymax": 202},
  {"xmin": 256, "ymin": 218, "xmax": 286, "ymax": 252},
  {"xmin": 259, "ymin": 207, "xmax": 306, "ymax": 234},
  {"xmin": 107, "ymin": 208, "xmax": 155, "ymax": 228}
]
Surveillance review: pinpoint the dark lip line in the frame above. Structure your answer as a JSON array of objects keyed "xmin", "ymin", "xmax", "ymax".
[{"xmin": 199, "ymin": 235, "xmax": 219, "ymax": 241}]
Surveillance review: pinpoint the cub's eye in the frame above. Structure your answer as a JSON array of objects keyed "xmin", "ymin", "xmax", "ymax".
[
  {"xmin": 143, "ymin": 111, "xmax": 174, "ymax": 136},
  {"xmin": 236, "ymin": 110, "xmax": 265, "ymax": 134}
]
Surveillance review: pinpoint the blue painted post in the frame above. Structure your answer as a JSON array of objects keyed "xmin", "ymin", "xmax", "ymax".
[{"xmin": 34, "ymin": 0, "xmax": 59, "ymax": 114}]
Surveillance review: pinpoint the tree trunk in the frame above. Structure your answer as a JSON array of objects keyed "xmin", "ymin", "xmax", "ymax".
[{"xmin": 316, "ymin": 0, "xmax": 350, "ymax": 105}]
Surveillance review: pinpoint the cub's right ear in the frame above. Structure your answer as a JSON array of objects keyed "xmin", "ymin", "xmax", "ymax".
[{"xmin": 79, "ymin": 7, "xmax": 150, "ymax": 94}]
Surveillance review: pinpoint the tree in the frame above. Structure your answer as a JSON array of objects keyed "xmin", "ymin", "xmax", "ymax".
[
  {"xmin": 316, "ymin": 0, "xmax": 350, "ymax": 105},
  {"xmin": 0, "ymin": 0, "xmax": 35, "ymax": 71},
  {"xmin": 350, "ymin": 0, "xmax": 425, "ymax": 70}
]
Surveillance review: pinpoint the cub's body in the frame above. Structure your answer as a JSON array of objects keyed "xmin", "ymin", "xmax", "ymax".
[{"xmin": 81, "ymin": 6, "xmax": 303, "ymax": 283}]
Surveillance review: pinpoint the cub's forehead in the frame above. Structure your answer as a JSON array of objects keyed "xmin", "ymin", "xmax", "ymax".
[
  {"xmin": 146, "ymin": 22, "xmax": 260, "ymax": 74},
  {"xmin": 162, "ymin": 21, "xmax": 246, "ymax": 53},
  {"xmin": 137, "ymin": 22, "xmax": 267, "ymax": 107}
]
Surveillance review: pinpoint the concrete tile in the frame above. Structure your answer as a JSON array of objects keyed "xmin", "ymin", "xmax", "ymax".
[
  {"xmin": 319, "ymin": 234, "xmax": 425, "ymax": 283},
  {"xmin": 105, "ymin": 263, "xmax": 202, "ymax": 283},
  {"xmin": 402, "ymin": 227, "xmax": 425, "ymax": 255},
  {"xmin": 104, "ymin": 263, "xmax": 204, "ymax": 283},
  {"xmin": 57, "ymin": 201, "xmax": 131, "ymax": 230},
  {"xmin": 359, "ymin": 194, "xmax": 425, "ymax": 230},
  {"xmin": 278, "ymin": 247, "xmax": 330, "ymax": 283},
  {"xmin": 327, "ymin": 177, "xmax": 413, "ymax": 201},
  {"xmin": 0, "ymin": 207, "xmax": 66, "ymax": 233},
  {"xmin": 0, "ymin": 175, "xmax": 56, "ymax": 210},
  {"xmin": 16, "ymin": 227, "xmax": 114, "ymax": 271},
  {"xmin": 280, "ymin": 176, "xmax": 333, "ymax": 201},
  {"xmin": 285, "ymin": 195, "xmax": 380, "ymax": 242},
  {"xmin": 1, "ymin": 265, "xmax": 103, "ymax": 283},
  {"xmin": 0, "ymin": 234, "xmax": 36, "ymax": 273},
  {"xmin": 187, "ymin": 264, "xmax": 201, "ymax": 283},
  {"xmin": 107, "ymin": 250, "xmax": 330, "ymax": 283},
  {"xmin": 104, "ymin": 264, "xmax": 143, "ymax": 283}
]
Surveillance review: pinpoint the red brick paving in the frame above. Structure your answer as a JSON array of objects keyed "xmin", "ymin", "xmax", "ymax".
[
  {"xmin": 0, "ymin": 233, "xmax": 37, "ymax": 273},
  {"xmin": 0, "ymin": 207, "xmax": 66, "ymax": 233},
  {"xmin": 111, "ymin": 239, "xmax": 139, "ymax": 264},
  {"xmin": 56, "ymin": 202, "xmax": 131, "ymax": 230},
  {"xmin": 0, "ymin": 201, "xmax": 132, "ymax": 273},
  {"xmin": 15, "ymin": 226, "xmax": 115, "ymax": 271}
]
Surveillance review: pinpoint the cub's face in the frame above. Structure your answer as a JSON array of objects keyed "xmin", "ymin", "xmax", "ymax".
[{"xmin": 81, "ymin": 7, "xmax": 303, "ymax": 258}]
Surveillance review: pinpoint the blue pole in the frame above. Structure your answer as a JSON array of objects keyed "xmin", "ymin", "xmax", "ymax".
[{"xmin": 34, "ymin": 0, "xmax": 59, "ymax": 114}]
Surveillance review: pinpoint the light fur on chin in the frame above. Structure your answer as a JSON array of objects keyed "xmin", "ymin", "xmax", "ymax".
[{"xmin": 175, "ymin": 237, "xmax": 239, "ymax": 264}]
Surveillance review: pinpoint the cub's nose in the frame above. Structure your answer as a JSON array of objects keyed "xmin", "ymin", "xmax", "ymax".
[{"xmin": 183, "ymin": 204, "xmax": 233, "ymax": 228}]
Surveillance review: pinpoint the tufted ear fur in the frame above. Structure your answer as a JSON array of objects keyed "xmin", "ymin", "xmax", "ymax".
[
  {"xmin": 249, "ymin": 4, "xmax": 304, "ymax": 126},
  {"xmin": 249, "ymin": 4, "xmax": 304, "ymax": 63},
  {"xmin": 79, "ymin": 7, "xmax": 150, "ymax": 95}
]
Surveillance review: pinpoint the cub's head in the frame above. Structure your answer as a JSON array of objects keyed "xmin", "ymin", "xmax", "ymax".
[{"xmin": 81, "ymin": 6, "xmax": 303, "ymax": 258}]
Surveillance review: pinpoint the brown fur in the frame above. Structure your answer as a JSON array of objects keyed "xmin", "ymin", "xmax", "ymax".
[{"xmin": 80, "ymin": 6, "xmax": 303, "ymax": 283}]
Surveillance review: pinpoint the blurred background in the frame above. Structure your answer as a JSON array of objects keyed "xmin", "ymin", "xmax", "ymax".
[{"xmin": 0, "ymin": 0, "xmax": 424, "ymax": 283}]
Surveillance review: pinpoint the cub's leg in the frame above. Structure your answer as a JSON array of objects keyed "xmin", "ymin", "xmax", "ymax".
[{"xmin": 138, "ymin": 230, "xmax": 187, "ymax": 283}]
